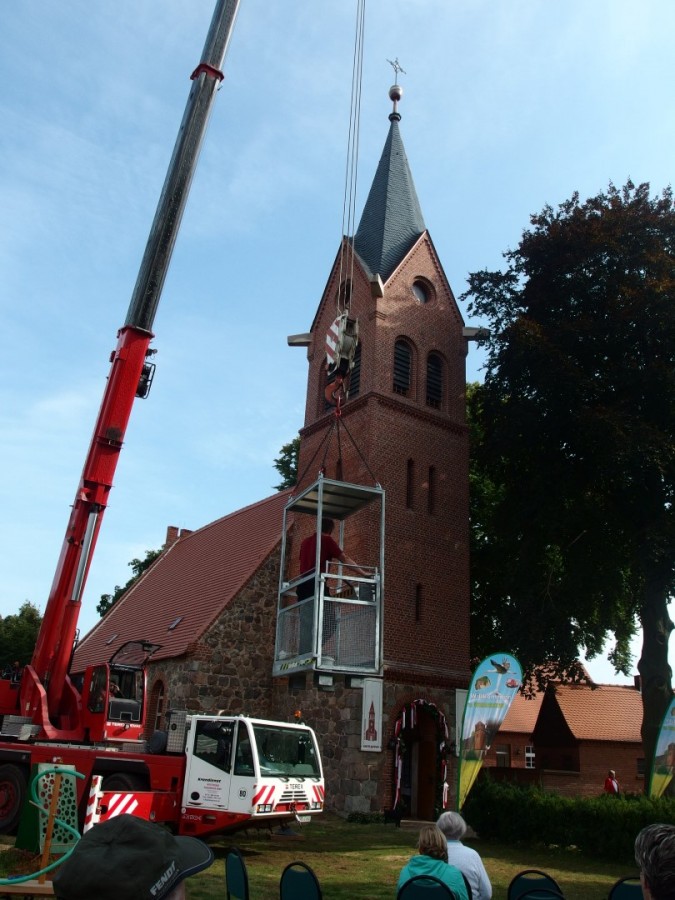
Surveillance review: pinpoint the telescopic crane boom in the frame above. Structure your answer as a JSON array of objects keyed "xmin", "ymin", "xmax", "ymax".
[{"xmin": 18, "ymin": 0, "xmax": 241, "ymax": 739}]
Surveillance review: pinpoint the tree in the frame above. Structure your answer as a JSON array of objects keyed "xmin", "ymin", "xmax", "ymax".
[
  {"xmin": 273, "ymin": 436, "xmax": 300, "ymax": 491},
  {"xmin": 0, "ymin": 601, "xmax": 42, "ymax": 667},
  {"xmin": 97, "ymin": 548, "xmax": 162, "ymax": 617},
  {"xmin": 463, "ymin": 181, "xmax": 675, "ymax": 784}
]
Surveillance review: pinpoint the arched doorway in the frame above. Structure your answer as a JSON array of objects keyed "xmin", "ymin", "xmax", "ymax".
[{"xmin": 392, "ymin": 699, "xmax": 449, "ymax": 820}]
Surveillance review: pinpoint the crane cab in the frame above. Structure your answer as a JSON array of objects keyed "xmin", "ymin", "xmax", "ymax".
[
  {"xmin": 78, "ymin": 640, "xmax": 159, "ymax": 744},
  {"xmin": 273, "ymin": 475, "xmax": 384, "ymax": 678}
]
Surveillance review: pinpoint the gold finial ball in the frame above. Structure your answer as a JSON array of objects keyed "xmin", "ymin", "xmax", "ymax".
[{"xmin": 389, "ymin": 84, "xmax": 403, "ymax": 104}]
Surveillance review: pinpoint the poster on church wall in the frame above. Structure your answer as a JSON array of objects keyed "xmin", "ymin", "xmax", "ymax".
[
  {"xmin": 457, "ymin": 653, "xmax": 522, "ymax": 810},
  {"xmin": 649, "ymin": 696, "xmax": 675, "ymax": 798},
  {"xmin": 361, "ymin": 677, "xmax": 383, "ymax": 751}
]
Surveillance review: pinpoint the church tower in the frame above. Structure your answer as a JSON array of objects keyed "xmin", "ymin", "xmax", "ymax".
[{"xmin": 277, "ymin": 85, "xmax": 470, "ymax": 818}]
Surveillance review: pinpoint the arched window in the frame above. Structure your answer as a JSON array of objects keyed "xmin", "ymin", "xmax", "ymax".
[
  {"xmin": 426, "ymin": 353, "xmax": 443, "ymax": 409},
  {"xmin": 428, "ymin": 465, "xmax": 436, "ymax": 515},
  {"xmin": 348, "ymin": 344, "xmax": 361, "ymax": 399},
  {"xmin": 393, "ymin": 340, "xmax": 412, "ymax": 396},
  {"xmin": 406, "ymin": 458, "xmax": 415, "ymax": 509}
]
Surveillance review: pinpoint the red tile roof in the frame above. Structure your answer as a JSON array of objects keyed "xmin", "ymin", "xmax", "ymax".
[
  {"xmin": 500, "ymin": 691, "xmax": 544, "ymax": 734},
  {"xmin": 550, "ymin": 683, "xmax": 642, "ymax": 742},
  {"xmin": 72, "ymin": 490, "xmax": 291, "ymax": 670}
]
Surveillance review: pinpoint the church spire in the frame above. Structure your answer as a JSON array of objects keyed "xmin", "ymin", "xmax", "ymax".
[{"xmin": 353, "ymin": 81, "xmax": 426, "ymax": 281}]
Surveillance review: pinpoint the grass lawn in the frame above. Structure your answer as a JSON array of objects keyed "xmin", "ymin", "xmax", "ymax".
[{"xmin": 0, "ymin": 814, "xmax": 639, "ymax": 899}]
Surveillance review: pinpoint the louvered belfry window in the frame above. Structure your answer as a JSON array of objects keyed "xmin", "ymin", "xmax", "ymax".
[
  {"xmin": 426, "ymin": 353, "xmax": 443, "ymax": 408},
  {"xmin": 349, "ymin": 345, "xmax": 361, "ymax": 398},
  {"xmin": 393, "ymin": 340, "xmax": 411, "ymax": 396}
]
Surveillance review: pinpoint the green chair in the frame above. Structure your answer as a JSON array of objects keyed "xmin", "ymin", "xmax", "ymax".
[
  {"xmin": 279, "ymin": 861, "xmax": 322, "ymax": 900},
  {"xmin": 607, "ymin": 876, "xmax": 642, "ymax": 899},
  {"xmin": 508, "ymin": 869, "xmax": 563, "ymax": 900},
  {"xmin": 225, "ymin": 847, "xmax": 249, "ymax": 900},
  {"xmin": 397, "ymin": 875, "xmax": 459, "ymax": 899}
]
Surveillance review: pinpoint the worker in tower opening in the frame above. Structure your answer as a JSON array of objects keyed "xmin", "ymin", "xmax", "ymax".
[{"xmin": 296, "ymin": 517, "xmax": 365, "ymax": 600}]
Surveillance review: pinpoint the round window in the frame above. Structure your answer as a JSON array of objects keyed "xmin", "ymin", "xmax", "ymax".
[{"xmin": 412, "ymin": 280, "xmax": 429, "ymax": 304}]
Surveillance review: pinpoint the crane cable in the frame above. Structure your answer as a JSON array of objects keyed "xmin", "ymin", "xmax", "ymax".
[{"xmin": 336, "ymin": 0, "xmax": 366, "ymax": 316}]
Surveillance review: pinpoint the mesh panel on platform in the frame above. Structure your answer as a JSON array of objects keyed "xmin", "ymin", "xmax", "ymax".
[{"xmin": 323, "ymin": 600, "xmax": 376, "ymax": 669}]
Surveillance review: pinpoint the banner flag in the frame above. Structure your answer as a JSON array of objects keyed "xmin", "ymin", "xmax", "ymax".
[
  {"xmin": 456, "ymin": 653, "xmax": 522, "ymax": 810},
  {"xmin": 649, "ymin": 696, "xmax": 675, "ymax": 798}
]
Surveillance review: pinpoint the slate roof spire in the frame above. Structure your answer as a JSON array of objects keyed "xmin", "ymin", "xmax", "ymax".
[{"xmin": 353, "ymin": 82, "xmax": 426, "ymax": 281}]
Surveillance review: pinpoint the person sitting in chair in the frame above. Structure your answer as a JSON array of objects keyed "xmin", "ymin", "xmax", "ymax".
[{"xmin": 397, "ymin": 824, "xmax": 469, "ymax": 899}]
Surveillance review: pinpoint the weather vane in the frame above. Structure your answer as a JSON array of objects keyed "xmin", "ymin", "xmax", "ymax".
[{"xmin": 386, "ymin": 57, "xmax": 406, "ymax": 85}]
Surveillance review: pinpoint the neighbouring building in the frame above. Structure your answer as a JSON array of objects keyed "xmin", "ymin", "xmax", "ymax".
[
  {"xmin": 482, "ymin": 679, "xmax": 644, "ymax": 798},
  {"xmin": 72, "ymin": 86, "xmax": 472, "ymax": 819}
]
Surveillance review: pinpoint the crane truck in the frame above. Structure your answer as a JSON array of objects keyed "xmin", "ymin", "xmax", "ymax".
[{"xmin": 0, "ymin": 0, "xmax": 325, "ymax": 838}]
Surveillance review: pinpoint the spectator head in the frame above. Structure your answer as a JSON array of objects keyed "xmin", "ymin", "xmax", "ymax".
[
  {"xmin": 418, "ymin": 824, "xmax": 449, "ymax": 861},
  {"xmin": 635, "ymin": 823, "xmax": 675, "ymax": 900},
  {"xmin": 321, "ymin": 517, "xmax": 335, "ymax": 534},
  {"xmin": 53, "ymin": 815, "xmax": 214, "ymax": 900},
  {"xmin": 436, "ymin": 811, "xmax": 468, "ymax": 841}
]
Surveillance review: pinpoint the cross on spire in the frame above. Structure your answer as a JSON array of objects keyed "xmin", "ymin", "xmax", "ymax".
[{"xmin": 386, "ymin": 57, "xmax": 406, "ymax": 85}]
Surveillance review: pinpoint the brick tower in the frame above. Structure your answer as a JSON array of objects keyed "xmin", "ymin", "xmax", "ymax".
[{"xmin": 275, "ymin": 86, "xmax": 470, "ymax": 819}]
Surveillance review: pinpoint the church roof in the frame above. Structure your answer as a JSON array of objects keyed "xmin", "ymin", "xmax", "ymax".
[
  {"xmin": 353, "ymin": 113, "xmax": 426, "ymax": 281},
  {"xmin": 71, "ymin": 489, "xmax": 291, "ymax": 670}
]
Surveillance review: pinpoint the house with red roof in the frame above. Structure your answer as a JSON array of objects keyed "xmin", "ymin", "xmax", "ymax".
[{"xmin": 481, "ymin": 680, "xmax": 643, "ymax": 798}]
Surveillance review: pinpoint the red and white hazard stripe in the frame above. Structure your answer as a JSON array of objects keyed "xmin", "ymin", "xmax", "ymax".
[
  {"xmin": 83, "ymin": 776, "xmax": 103, "ymax": 833},
  {"xmin": 252, "ymin": 784, "xmax": 275, "ymax": 806},
  {"xmin": 312, "ymin": 784, "xmax": 324, "ymax": 804},
  {"xmin": 325, "ymin": 316, "xmax": 341, "ymax": 366},
  {"xmin": 101, "ymin": 792, "xmax": 140, "ymax": 819}
]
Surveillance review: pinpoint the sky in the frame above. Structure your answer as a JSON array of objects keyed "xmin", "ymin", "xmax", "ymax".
[{"xmin": 1, "ymin": 0, "xmax": 674, "ymax": 685}]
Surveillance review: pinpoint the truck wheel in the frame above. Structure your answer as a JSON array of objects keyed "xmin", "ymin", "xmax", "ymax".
[
  {"xmin": 0, "ymin": 764, "xmax": 27, "ymax": 833},
  {"xmin": 101, "ymin": 773, "xmax": 148, "ymax": 792}
]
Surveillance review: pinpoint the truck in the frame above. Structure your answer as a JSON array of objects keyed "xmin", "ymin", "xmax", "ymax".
[{"xmin": 0, "ymin": 0, "xmax": 325, "ymax": 838}]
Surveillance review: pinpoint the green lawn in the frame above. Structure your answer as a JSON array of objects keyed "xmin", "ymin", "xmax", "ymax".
[
  {"xmin": 191, "ymin": 815, "xmax": 637, "ymax": 900},
  {"xmin": 0, "ymin": 815, "xmax": 639, "ymax": 899}
]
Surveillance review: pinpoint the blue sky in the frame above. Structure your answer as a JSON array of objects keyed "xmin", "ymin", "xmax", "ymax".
[{"xmin": 1, "ymin": 0, "xmax": 674, "ymax": 684}]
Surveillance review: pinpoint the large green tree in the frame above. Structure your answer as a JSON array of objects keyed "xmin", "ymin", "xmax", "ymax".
[
  {"xmin": 464, "ymin": 181, "xmax": 675, "ymax": 784},
  {"xmin": 273, "ymin": 436, "xmax": 299, "ymax": 491},
  {"xmin": 0, "ymin": 601, "xmax": 42, "ymax": 667}
]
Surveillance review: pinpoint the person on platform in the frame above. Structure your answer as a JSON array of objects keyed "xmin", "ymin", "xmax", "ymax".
[
  {"xmin": 634, "ymin": 823, "xmax": 675, "ymax": 899},
  {"xmin": 397, "ymin": 824, "xmax": 469, "ymax": 899},
  {"xmin": 296, "ymin": 517, "xmax": 363, "ymax": 600},
  {"xmin": 437, "ymin": 810, "xmax": 492, "ymax": 899},
  {"xmin": 604, "ymin": 768, "xmax": 620, "ymax": 795},
  {"xmin": 53, "ymin": 814, "xmax": 214, "ymax": 900}
]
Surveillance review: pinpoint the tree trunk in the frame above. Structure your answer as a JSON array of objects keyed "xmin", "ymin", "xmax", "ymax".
[{"xmin": 638, "ymin": 568, "xmax": 674, "ymax": 793}]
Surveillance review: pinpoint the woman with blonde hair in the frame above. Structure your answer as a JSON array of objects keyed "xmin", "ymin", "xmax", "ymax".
[{"xmin": 397, "ymin": 824, "xmax": 469, "ymax": 899}]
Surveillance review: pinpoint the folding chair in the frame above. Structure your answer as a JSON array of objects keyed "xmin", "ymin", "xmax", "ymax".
[
  {"xmin": 397, "ymin": 875, "xmax": 459, "ymax": 899},
  {"xmin": 279, "ymin": 861, "xmax": 322, "ymax": 900},
  {"xmin": 225, "ymin": 847, "xmax": 249, "ymax": 900},
  {"xmin": 507, "ymin": 868, "xmax": 563, "ymax": 900},
  {"xmin": 607, "ymin": 876, "xmax": 642, "ymax": 899}
]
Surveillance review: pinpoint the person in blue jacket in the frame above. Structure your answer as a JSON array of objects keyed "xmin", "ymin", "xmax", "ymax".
[{"xmin": 397, "ymin": 824, "xmax": 469, "ymax": 899}]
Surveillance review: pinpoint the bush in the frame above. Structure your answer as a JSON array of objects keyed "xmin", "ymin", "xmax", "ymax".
[{"xmin": 463, "ymin": 777, "xmax": 675, "ymax": 862}]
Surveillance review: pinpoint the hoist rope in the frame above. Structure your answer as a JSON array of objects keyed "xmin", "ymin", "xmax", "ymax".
[{"xmin": 336, "ymin": 0, "xmax": 366, "ymax": 316}]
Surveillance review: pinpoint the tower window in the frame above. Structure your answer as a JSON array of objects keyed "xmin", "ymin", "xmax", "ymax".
[
  {"xmin": 338, "ymin": 279, "xmax": 353, "ymax": 308},
  {"xmin": 426, "ymin": 353, "xmax": 443, "ymax": 409},
  {"xmin": 349, "ymin": 344, "xmax": 361, "ymax": 399},
  {"xmin": 406, "ymin": 458, "xmax": 415, "ymax": 509},
  {"xmin": 393, "ymin": 340, "xmax": 411, "ymax": 396},
  {"xmin": 412, "ymin": 280, "xmax": 430, "ymax": 304}
]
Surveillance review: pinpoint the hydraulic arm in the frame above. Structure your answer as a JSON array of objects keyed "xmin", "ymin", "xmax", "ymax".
[{"xmin": 18, "ymin": 0, "xmax": 241, "ymax": 737}]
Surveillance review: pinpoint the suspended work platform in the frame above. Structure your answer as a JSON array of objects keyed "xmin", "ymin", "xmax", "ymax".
[{"xmin": 273, "ymin": 475, "xmax": 385, "ymax": 678}]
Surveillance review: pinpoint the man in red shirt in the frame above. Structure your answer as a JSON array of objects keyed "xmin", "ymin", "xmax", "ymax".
[{"xmin": 296, "ymin": 518, "xmax": 360, "ymax": 600}]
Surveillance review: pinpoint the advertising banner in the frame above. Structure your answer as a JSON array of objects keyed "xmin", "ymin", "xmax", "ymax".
[
  {"xmin": 649, "ymin": 696, "xmax": 675, "ymax": 798},
  {"xmin": 457, "ymin": 653, "xmax": 522, "ymax": 810}
]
